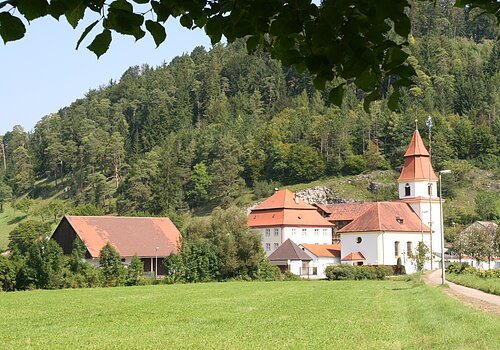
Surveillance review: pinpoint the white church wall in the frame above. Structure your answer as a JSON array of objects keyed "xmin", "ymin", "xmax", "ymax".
[{"xmin": 341, "ymin": 233, "xmax": 380, "ymax": 265}]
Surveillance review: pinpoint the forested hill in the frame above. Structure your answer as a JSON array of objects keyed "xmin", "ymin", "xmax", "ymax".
[{"xmin": 0, "ymin": 1, "xmax": 498, "ymax": 235}]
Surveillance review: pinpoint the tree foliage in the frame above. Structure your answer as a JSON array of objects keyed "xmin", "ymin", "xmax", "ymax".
[{"xmin": 1, "ymin": 0, "xmax": 497, "ymax": 109}]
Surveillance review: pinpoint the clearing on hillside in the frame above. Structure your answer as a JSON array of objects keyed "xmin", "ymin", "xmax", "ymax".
[{"xmin": 0, "ymin": 280, "xmax": 498, "ymax": 349}]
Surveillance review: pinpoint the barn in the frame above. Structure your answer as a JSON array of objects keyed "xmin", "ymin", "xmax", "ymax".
[{"xmin": 51, "ymin": 215, "xmax": 181, "ymax": 276}]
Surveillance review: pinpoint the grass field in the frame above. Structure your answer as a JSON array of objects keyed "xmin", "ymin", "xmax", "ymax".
[
  {"xmin": 0, "ymin": 204, "xmax": 25, "ymax": 250},
  {"xmin": 447, "ymin": 273, "xmax": 500, "ymax": 296},
  {"xmin": 0, "ymin": 280, "xmax": 499, "ymax": 349}
]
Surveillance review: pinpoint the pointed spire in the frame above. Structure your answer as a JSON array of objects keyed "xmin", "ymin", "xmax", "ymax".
[
  {"xmin": 404, "ymin": 130, "xmax": 430, "ymax": 157},
  {"xmin": 398, "ymin": 130, "xmax": 437, "ymax": 181}
]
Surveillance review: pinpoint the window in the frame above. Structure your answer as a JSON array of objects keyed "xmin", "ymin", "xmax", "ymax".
[
  {"xmin": 265, "ymin": 243, "xmax": 271, "ymax": 251},
  {"xmin": 314, "ymin": 228, "xmax": 319, "ymax": 236},
  {"xmin": 427, "ymin": 183, "xmax": 432, "ymax": 196},
  {"xmin": 356, "ymin": 237, "xmax": 362, "ymax": 244},
  {"xmin": 274, "ymin": 228, "xmax": 279, "ymax": 236},
  {"xmin": 302, "ymin": 228, "xmax": 307, "ymax": 236},
  {"xmin": 265, "ymin": 228, "xmax": 270, "ymax": 237},
  {"xmin": 407, "ymin": 241, "xmax": 413, "ymax": 254},
  {"xmin": 405, "ymin": 183, "xmax": 411, "ymax": 196},
  {"xmin": 395, "ymin": 241, "xmax": 400, "ymax": 256},
  {"xmin": 323, "ymin": 229, "xmax": 328, "ymax": 236},
  {"xmin": 292, "ymin": 228, "xmax": 297, "ymax": 235},
  {"xmin": 273, "ymin": 243, "xmax": 279, "ymax": 250}
]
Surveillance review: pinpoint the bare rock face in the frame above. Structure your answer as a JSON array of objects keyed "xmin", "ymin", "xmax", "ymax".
[{"xmin": 295, "ymin": 186, "xmax": 350, "ymax": 205}]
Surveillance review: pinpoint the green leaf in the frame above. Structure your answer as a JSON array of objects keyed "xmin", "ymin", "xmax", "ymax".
[
  {"xmin": 387, "ymin": 90, "xmax": 401, "ymax": 111},
  {"xmin": 145, "ymin": 20, "xmax": 166, "ymax": 47},
  {"xmin": 363, "ymin": 89, "xmax": 381, "ymax": 113},
  {"xmin": 105, "ymin": 7, "xmax": 145, "ymax": 40},
  {"xmin": 151, "ymin": 1, "xmax": 170, "ymax": 22},
  {"xmin": 65, "ymin": 0, "xmax": 86, "ymax": 28},
  {"xmin": 384, "ymin": 47, "xmax": 409, "ymax": 70},
  {"xmin": 393, "ymin": 13, "xmax": 411, "ymax": 37},
  {"xmin": 87, "ymin": 0, "xmax": 105, "ymax": 13},
  {"xmin": 76, "ymin": 20, "xmax": 99, "ymax": 50},
  {"xmin": 87, "ymin": 29, "xmax": 112, "ymax": 58},
  {"xmin": 329, "ymin": 84, "xmax": 345, "ymax": 108},
  {"xmin": 17, "ymin": 0, "xmax": 48, "ymax": 21},
  {"xmin": 0, "ymin": 12, "xmax": 26, "ymax": 43}
]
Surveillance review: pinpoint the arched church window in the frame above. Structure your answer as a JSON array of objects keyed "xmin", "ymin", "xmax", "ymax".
[
  {"xmin": 405, "ymin": 184, "xmax": 411, "ymax": 196},
  {"xmin": 427, "ymin": 183, "xmax": 432, "ymax": 196}
]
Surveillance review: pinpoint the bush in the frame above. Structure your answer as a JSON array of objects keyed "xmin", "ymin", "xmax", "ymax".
[
  {"xmin": 325, "ymin": 265, "xmax": 394, "ymax": 280},
  {"xmin": 256, "ymin": 259, "xmax": 282, "ymax": 281},
  {"xmin": 325, "ymin": 265, "xmax": 357, "ymax": 280}
]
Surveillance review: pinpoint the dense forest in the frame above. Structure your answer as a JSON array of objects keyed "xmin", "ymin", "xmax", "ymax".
[{"xmin": 0, "ymin": 1, "xmax": 499, "ymax": 224}]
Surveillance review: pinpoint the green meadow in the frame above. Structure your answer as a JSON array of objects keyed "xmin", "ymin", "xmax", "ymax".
[{"xmin": 0, "ymin": 280, "xmax": 498, "ymax": 349}]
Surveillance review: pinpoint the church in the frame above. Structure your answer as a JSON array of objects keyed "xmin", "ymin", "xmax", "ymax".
[{"xmin": 248, "ymin": 128, "xmax": 442, "ymax": 276}]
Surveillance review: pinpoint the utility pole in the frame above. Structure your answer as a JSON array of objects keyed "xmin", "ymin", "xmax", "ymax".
[{"xmin": 426, "ymin": 116, "xmax": 433, "ymax": 269}]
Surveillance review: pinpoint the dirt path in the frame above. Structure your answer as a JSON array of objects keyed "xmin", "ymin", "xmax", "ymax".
[{"xmin": 423, "ymin": 270, "xmax": 500, "ymax": 316}]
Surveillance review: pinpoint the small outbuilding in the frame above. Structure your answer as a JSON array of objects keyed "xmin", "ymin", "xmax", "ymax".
[{"xmin": 51, "ymin": 215, "xmax": 181, "ymax": 276}]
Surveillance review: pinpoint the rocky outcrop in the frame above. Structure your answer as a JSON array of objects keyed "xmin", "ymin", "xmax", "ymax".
[{"xmin": 295, "ymin": 186, "xmax": 351, "ymax": 205}]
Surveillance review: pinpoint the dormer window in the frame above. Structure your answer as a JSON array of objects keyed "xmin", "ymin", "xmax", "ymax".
[
  {"xmin": 405, "ymin": 183, "xmax": 411, "ymax": 196},
  {"xmin": 396, "ymin": 217, "xmax": 404, "ymax": 225}
]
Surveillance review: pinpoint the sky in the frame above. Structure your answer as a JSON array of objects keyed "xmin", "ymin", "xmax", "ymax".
[{"xmin": 0, "ymin": 14, "xmax": 211, "ymax": 135}]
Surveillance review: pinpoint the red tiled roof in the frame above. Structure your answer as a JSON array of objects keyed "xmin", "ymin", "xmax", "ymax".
[
  {"xmin": 398, "ymin": 130, "xmax": 438, "ymax": 181},
  {"xmin": 302, "ymin": 244, "xmax": 341, "ymax": 258},
  {"xmin": 252, "ymin": 189, "xmax": 316, "ymax": 211},
  {"xmin": 268, "ymin": 239, "xmax": 312, "ymax": 261},
  {"xmin": 338, "ymin": 202, "xmax": 430, "ymax": 233},
  {"xmin": 248, "ymin": 189, "xmax": 333, "ymax": 227},
  {"xmin": 342, "ymin": 252, "xmax": 365, "ymax": 261},
  {"xmin": 404, "ymin": 130, "xmax": 430, "ymax": 157},
  {"xmin": 248, "ymin": 209, "xmax": 333, "ymax": 227},
  {"xmin": 64, "ymin": 216, "xmax": 181, "ymax": 258},
  {"xmin": 320, "ymin": 203, "xmax": 373, "ymax": 222}
]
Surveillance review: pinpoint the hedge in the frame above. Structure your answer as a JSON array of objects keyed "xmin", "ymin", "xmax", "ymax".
[{"xmin": 325, "ymin": 265, "xmax": 394, "ymax": 280}]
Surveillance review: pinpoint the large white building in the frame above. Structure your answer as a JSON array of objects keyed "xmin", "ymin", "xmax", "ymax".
[{"xmin": 247, "ymin": 189, "xmax": 334, "ymax": 255}]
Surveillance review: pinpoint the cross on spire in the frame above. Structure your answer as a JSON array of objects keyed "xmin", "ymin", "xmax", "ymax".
[{"xmin": 415, "ymin": 119, "xmax": 418, "ymax": 130}]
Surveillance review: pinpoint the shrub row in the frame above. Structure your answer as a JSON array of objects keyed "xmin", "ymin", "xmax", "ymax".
[
  {"xmin": 446, "ymin": 263, "xmax": 500, "ymax": 278},
  {"xmin": 325, "ymin": 265, "xmax": 394, "ymax": 280}
]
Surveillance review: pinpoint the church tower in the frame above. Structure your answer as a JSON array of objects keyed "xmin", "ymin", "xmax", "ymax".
[{"xmin": 398, "ymin": 129, "xmax": 441, "ymax": 258}]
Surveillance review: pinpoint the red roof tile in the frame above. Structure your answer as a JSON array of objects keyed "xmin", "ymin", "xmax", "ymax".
[
  {"xmin": 302, "ymin": 244, "xmax": 341, "ymax": 258},
  {"xmin": 404, "ymin": 130, "xmax": 430, "ymax": 157},
  {"xmin": 338, "ymin": 202, "xmax": 430, "ymax": 233},
  {"xmin": 253, "ymin": 189, "xmax": 316, "ymax": 211},
  {"xmin": 342, "ymin": 252, "xmax": 365, "ymax": 261},
  {"xmin": 320, "ymin": 203, "xmax": 373, "ymax": 222},
  {"xmin": 64, "ymin": 216, "xmax": 181, "ymax": 258},
  {"xmin": 249, "ymin": 189, "xmax": 333, "ymax": 227},
  {"xmin": 399, "ymin": 130, "xmax": 438, "ymax": 181},
  {"xmin": 248, "ymin": 209, "xmax": 333, "ymax": 227}
]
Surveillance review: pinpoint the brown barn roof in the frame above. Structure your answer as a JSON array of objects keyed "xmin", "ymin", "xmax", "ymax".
[
  {"xmin": 342, "ymin": 252, "xmax": 365, "ymax": 261},
  {"xmin": 302, "ymin": 244, "xmax": 341, "ymax": 258},
  {"xmin": 398, "ymin": 130, "xmax": 438, "ymax": 181},
  {"xmin": 268, "ymin": 239, "xmax": 312, "ymax": 261},
  {"xmin": 63, "ymin": 216, "xmax": 181, "ymax": 258},
  {"xmin": 338, "ymin": 202, "xmax": 430, "ymax": 233}
]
